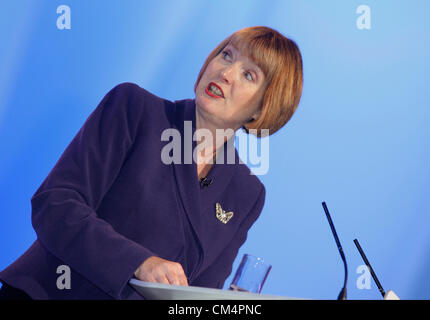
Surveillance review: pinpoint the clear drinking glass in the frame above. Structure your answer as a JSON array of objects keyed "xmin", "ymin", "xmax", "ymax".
[{"xmin": 228, "ymin": 254, "xmax": 272, "ymax": 293}]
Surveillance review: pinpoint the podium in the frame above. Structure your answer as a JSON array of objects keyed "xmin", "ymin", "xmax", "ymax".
[{"xmin": 129, "ymin": 278, "xmax": 303, "ymax": 300}]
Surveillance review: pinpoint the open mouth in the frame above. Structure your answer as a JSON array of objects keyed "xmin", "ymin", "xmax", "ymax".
[{"xmin": 205, "ymin": 82, "xmax": 224, "ymax": 99}]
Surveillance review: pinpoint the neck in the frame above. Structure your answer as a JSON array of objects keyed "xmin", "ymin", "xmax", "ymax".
[{"xmin": 195, "ymin": 106, "xmax": 237, "ymax": 164}]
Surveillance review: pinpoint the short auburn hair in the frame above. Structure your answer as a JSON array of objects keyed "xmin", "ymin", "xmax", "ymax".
[{"xmin": 194, "ymin": 26, "xmax": 303, "ymax": 137}]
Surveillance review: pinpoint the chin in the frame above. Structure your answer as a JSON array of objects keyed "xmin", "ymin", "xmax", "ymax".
[{"xmin": 195, "ymin": 89, "xmax": 215, "ymax": 114}]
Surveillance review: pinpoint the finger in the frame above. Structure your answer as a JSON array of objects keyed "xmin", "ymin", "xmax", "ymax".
[
  {"xmin": 176, "ymin": 273, "xmax": 188, "ymax": 286},
  {"xmin": 180, "ymin": 275, "xmax": 189, "ymax": 287},
  {"xmin": 135, "ymin": 268, "xmax": 152, "ymax": 282},
  {"xmin": 176, "ymin": 268, "xmax": 188, "ymax": 286},
  {"xmin": 172, "ymin": 264, "xmax": 189, "ymax": 286},
  {"xmin": 165, "ymin": 269, "xmax": 181, "ymax": 286},
  {"xmin": 154, "ymin": 273, "xmax": 170, "ymax": 285}
]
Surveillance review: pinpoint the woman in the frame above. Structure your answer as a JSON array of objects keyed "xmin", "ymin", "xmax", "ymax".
[{"xmin": 0, "ymin": 26, "xmax": 303, "ymax": 299}]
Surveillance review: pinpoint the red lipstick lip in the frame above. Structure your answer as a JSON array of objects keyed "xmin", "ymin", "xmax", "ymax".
[{"xmin": 206, "ymin": 82, "xmax": 224, "ymax": 99}]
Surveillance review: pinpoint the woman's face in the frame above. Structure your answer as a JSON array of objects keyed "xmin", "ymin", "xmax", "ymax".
[{"xmin": 195, "ymin": 43, "xmax": 267, "ymax": 131}]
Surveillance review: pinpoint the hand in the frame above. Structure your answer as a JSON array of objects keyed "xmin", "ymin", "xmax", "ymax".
[{"xmin": 134, "ymin": 256, "xmax": 189, "ymax": 286}]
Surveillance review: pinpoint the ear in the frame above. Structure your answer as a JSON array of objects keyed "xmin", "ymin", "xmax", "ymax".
[{"xmin": 250, "ymin": 110, "xmax": 262, "ymax": 122}]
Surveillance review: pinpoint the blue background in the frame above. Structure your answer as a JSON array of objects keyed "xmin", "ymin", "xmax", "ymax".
[{"xmin": 1, "ymin": 0, "xmax": 429, "ymax": 300}]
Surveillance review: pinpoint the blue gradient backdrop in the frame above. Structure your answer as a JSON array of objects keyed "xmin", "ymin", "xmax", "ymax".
[{"xmin": 1, "ymin": 0, "xmax": 429, "ymax": 299}]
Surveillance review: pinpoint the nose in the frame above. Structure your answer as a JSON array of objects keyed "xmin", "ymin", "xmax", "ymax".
[
  {"xmin": 220, "ymin": 69, "xmax": 231, "ymax": 85},
  {"xmin": 220, "ymin": 64, "xmax": 236, "ymax": 85}
]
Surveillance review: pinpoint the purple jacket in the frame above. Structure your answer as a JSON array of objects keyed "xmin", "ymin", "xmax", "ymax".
[{"xmin": 0, "ymin": 83, "xmax": 265, "ymax": 299}]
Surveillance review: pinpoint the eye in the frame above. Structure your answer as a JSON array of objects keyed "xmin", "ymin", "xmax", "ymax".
[
  {"xmin": 221, "ymin": 50, "xmax": 231, "ymax": 61},
  {"xmin": 244, "ymin": 71, "xmax": 254, "ymax": 81}
]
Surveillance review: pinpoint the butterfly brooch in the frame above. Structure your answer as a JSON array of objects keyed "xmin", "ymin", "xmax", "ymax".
[{"xmin": 215, "ymin": 203, "xmax": 234, "ymax": 224}]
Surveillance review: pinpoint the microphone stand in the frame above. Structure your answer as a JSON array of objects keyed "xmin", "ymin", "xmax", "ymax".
[
  {"xmin": 322, "ymin": 202, "xmax": 348, "ymax": 300},
  {"xmin": 321, "ymin": 202, "xmax": 399, "ymax": 300},
  {"xmin": 353, "ymin": 239, "xmax": 400, "ymax": 300}
]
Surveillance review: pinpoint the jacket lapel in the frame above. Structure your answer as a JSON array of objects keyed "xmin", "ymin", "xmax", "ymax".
[
  {"xmin": 170, "ymin": 99, "xmax": 238, "ymax": 263},
  {"xmin": 169, "ymin": 99, "xmax": 205, "ymax": 258}
]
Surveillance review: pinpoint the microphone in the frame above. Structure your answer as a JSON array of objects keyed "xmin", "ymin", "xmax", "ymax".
[
  {"xmin": 353, "ymin": 239, "xmax": 399, "ymax": 299},
  {"xmin": 200, "ymin": 177, "xmax": 213, "ymax": 188},
  {"xmin": 322, "ymin": 202, "xmax": 348, "ymax": 300},
  {"xmin": 353, "ymin": 239, "xmax": 386, "ymax": 298}
]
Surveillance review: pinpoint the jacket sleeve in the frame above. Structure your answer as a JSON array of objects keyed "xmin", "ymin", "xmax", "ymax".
[
  {"xmin": 191, "ymin": 185, "xmax": 266, "ymax": 289},
  {"xmin": 31, "ymin": 83, "xmax": 157, "ymax": 299}
]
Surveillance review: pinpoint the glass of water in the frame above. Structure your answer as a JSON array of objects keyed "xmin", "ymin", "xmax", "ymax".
[{"xmin": 229, "ymin": 254, "xmax": 272, "ymax": 293}]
